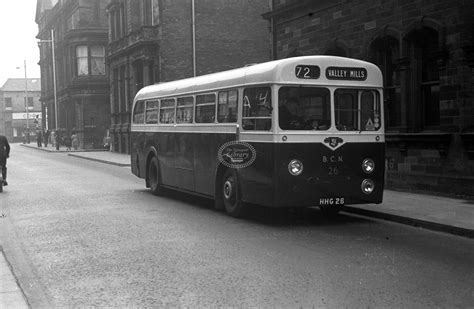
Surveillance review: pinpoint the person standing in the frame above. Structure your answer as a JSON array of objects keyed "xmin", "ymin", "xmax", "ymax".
[
  {"xmin": 64, "ymin": 132, "xmax": 72, "ymax": 151},
  {"xmin": 43, "ymin": 129, "xmax": 50, "ymax": 148},
  {"xmin": 36, "ymin": 129, "xmax": 43, "ymax": 147},
  {"xmin": 50, "ymin": 130, "xmax": 56, "ymax": 148},
  {"xmin": 71, "ymin": 132, "xmax": 79, "ymax": 150},
  {"xmin": 0, "ymin": 135, "xmax": 10, "ymax": 186},
  {"xmin": 55, "ymin": 130, "xmax": 62, "ymax": 151}
]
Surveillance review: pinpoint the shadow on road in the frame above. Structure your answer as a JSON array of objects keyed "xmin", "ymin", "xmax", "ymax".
[{"xmin": 143, "ymin": 188, "xmax": 374, "ymax": 228}]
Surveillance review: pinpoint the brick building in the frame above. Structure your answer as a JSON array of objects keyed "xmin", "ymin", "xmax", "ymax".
[
  {"xmin": 36, "ymin": 0, "xmax": 110, "ymax": 149},
  {"xmin": 0, "ymin": 79, "xmax": 42, "ymax": 143},
  {"xmin": 107, "ymin": 0, "xmax": 271, "ymax": 153},
  {"xmin": 263, "ymin": 0, "xmax": 474, "ymax": 196}
]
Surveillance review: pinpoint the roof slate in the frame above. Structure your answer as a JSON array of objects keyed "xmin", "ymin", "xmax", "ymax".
[{"xmin": 1, "ymin": 78, "xmax": 41, "ymax": 92}]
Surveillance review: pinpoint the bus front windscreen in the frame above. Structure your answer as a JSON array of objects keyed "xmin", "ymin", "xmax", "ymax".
[
  {"xmin": 335, "ymin": 89, "xmax": 381, "ymax": 131},
  {"xmin": 278, "ymin": 87, "xmax": 331, "ymax": 130}
]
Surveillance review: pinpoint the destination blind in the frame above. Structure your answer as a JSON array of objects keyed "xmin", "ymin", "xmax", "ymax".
[{"xmin": 326, "ymin": 67, "xmax": 367, "ymax": 81}]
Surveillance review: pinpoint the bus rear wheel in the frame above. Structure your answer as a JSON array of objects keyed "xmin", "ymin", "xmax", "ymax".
[
  {"xmin": 148, "ymin": 156, "xmax": 164, "ymax": 196},
  {"xmin": 222, "ymin": 169, "xmax": 246, "ymax": 218}
]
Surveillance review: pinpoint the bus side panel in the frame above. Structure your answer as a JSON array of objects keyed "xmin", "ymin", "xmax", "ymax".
[
  {"xmin": 239, "ymin": 142, "xmax": 276, "ymax": 207},
  {"xmin": 130, "ymin": 132, "xmax": 142, "ymax": 178},
  {"xmin": 194, "ymin": 133, "xmax": 236, "ymax": 196},
  {"xmin": 274, "ymin": 142, "xmax": 385, "ymax": 207},
  {"xmin": 156, "ymin": 132, "xmax": 178, "ymax": 187},
  {"xmin": 174, "ymin": 133, "xmax": 194, "ymax": 191}
]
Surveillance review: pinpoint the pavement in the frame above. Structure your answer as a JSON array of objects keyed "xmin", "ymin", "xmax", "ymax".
[{"xmin": 1, "ymin": 143, "xmax": 473, "ymax": 308}]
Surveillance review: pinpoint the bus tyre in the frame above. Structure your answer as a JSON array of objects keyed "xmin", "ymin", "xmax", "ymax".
[
  {"xmin": 319, "ymin": 205, "xmax": 342, "ymax": 217},
  {"xmin": 148, "ymin": 156, "xmax": 164, "ymax": 196},
  {"xmin": 222, "ymin": 169, "xmax": 246, "ymax": 218}
]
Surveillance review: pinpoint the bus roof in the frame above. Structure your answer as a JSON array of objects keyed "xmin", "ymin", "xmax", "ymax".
[{"xmin": 134, "ymin": 56, "xmax": 383, "ymax": 101}]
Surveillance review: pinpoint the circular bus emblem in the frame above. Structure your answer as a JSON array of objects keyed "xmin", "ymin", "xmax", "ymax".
[{"xmin": 218, "ymin": 141, "xmax": 256, "ymax": 169}]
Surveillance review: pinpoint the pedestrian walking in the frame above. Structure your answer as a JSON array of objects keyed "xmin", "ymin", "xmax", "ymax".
[
  {"xmin": 55, "ymin": 130, "xmax": 62, "ymax": 150},
  {"xmin": 43, "ymin": 129, "xmax": 50, "ymax": 147},
  {"xmin": 50, "ymin": 130, "xmax": 56, "ymax": 148},
  {"xmin": 0, "ymin": 134, "xmax": 10, "ymax": 186},
  {"xmin": 71, "ymin": 132, "xmax": 79, "ymax": 150},
  {"xmin": 64, "ymin": 133, "xmax": 72, "ymax": 151},
  {"xmin": 36, "ymin": 129, "xmax": 43, "ymax": 147}
]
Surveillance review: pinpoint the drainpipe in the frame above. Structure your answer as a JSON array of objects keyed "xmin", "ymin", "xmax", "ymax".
[{"xmin": 192, "ymin": 0, "xmax": 196, "ymax": 77}]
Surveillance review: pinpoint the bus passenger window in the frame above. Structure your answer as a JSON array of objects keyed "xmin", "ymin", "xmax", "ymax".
[
  {"xmin": 195, "ymin": 93, "xmax": 216, "ymax": 123},
  {"xmin": 176, "ymin": 96, "xmax": 194, "ymax": 124},
  {"xmin": 145, "ymin": 100, "xmax": 159, "ymax": 124},
  {"xmin": 159, "ymin": 98, "xmax": 176, "ymax": 124},
  {"xmin": 242, "ymin": 86, "xmax": 272, "ymax": 130},
  {"xmin": 133, "ymin": 101, "xmax": 145, "ymax": 124},
  {"xmin": 218, "ymin": 89, "xmax": 238, "ymax": 123}
]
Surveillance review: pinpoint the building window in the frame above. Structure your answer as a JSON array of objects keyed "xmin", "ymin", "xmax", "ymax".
[
  {"xmin": 27, "ymin": 97, "xmax": 34, "ymax": 109},
  {"xmin": 110, "ymin": 4, "xmax": 126, "ymax": 41},
  {"xmin": 134, "ymin": 61, "xmax": 144, "ymax": 93},
  {"xmin": 76, "ymin": 46, "xmax": 89, "ymax": 75},
  {"xmin": 5, "ymin": 97, "xmax": 12, "ymax": 110},
  {"xmin": 370, "ymin": 35, "xmax": 401, "ymax": 130},
  {"xmin": 91, "ymin": 46, "xmax": 106, "ymax": 75},
  {"xmin": 119, "ymin": 66, "xmax": 126, "ymax": 112},
  {"xmin": 143, "ymin": 0, "xmax": 159, "ymax": 26},
  {"xmin": 76, "ymin": 45, "xmax": 106, "ymax": 76},
  {"xmin": 406, "ymin": 26, "xmax": 440, "ymax": 130},
  {"xmin": 143, "ymin": 0, "xmax": 152, "ymax": 25}
]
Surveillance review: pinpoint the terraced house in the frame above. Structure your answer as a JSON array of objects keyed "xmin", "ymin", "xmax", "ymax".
[{"xmin": 36, "ymin": 0, "xmax": 110, "ymax": 149}]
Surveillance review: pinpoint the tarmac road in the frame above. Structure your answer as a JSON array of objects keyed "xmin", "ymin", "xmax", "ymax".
[{"xmin": 1, "ymin": 144, "xmax": 473, "ymax": 307}]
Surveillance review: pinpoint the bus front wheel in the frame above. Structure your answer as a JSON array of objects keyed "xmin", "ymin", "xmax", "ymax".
[
  {"xmin": 148, "ymin": 156, "xmax": 164, "ymax": 196},
  {"xmin": 222, "ymin": 169, "xmax": 246, "ymax": 218}
]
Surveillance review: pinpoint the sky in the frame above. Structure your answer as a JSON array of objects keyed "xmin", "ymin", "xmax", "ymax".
[{"xmin": 0, "ymin": 1, "xmax": 41, "ymax": 87}]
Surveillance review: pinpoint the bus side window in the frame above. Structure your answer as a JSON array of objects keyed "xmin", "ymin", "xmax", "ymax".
[
  {"xmin": 159, "ymin": 98, "xmax": 176, "ymax": 124},
  {"xmin": 133, "ymin": 101, "xmax": 145, "ymax": 124},
  {"xmin": 195, "ymin": 93, "xmax": 216, "ymax": 123},
  {"xmin": 218, "ymin": 89, "xmax": 238, "ymax": 123},
  {"xmin": 242, "ymin": 86, "xmax": 272, "ymax": 130},
  {"xmin": 176, "ymin": 96, "xmax": 194, "ymax": 124},
  {"xmin": 145, "ymin": 100, "xmax": 159, "ymax": 124}
]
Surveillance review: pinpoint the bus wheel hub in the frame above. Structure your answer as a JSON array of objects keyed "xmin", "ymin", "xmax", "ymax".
[{"xmin": 224, "ymin": 180, "xmax": 233, "ymax": 199}]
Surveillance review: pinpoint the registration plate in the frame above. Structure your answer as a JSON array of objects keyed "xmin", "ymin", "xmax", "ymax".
[{"xmin": 319, "ymin": 197, "xmax": 345, "ymax": 206}]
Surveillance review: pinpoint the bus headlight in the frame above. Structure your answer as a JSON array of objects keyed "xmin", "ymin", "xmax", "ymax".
[
  {"xmin": 362, "ymin": 158, "xmax": 375, "ymax": 174},
  {"xmin": 361, "ymin": 179, "xmax": 375, "ymax": 194},
  {"xmin": 288, "ymin": 159, "xmax": 303, "ymax": 176}
]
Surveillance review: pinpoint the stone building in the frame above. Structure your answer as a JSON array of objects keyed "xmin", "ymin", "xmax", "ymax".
[
  {"xmin": 36, "ymin": 0, "xmax": 110, "ymax": 149},
  {"xmin": 0, "ymin": 78, "xmax": 42, "ymax": 143},
  {"xmin": 107, "ymin": 0, "xmax": 271, "ymax": 153},
  {"xmin": 263, "ymin": 0, "xmax": 474, "ymax": 196}
]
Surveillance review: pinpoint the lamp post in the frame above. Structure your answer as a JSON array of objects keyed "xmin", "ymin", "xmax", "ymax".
[
  {"xmin": 17, "ymin": 60, "xmax": 30, "ymax": 143},
  {"xmin": 38, "ymin": 29, "xmax": 58, "ymax": 130}
]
